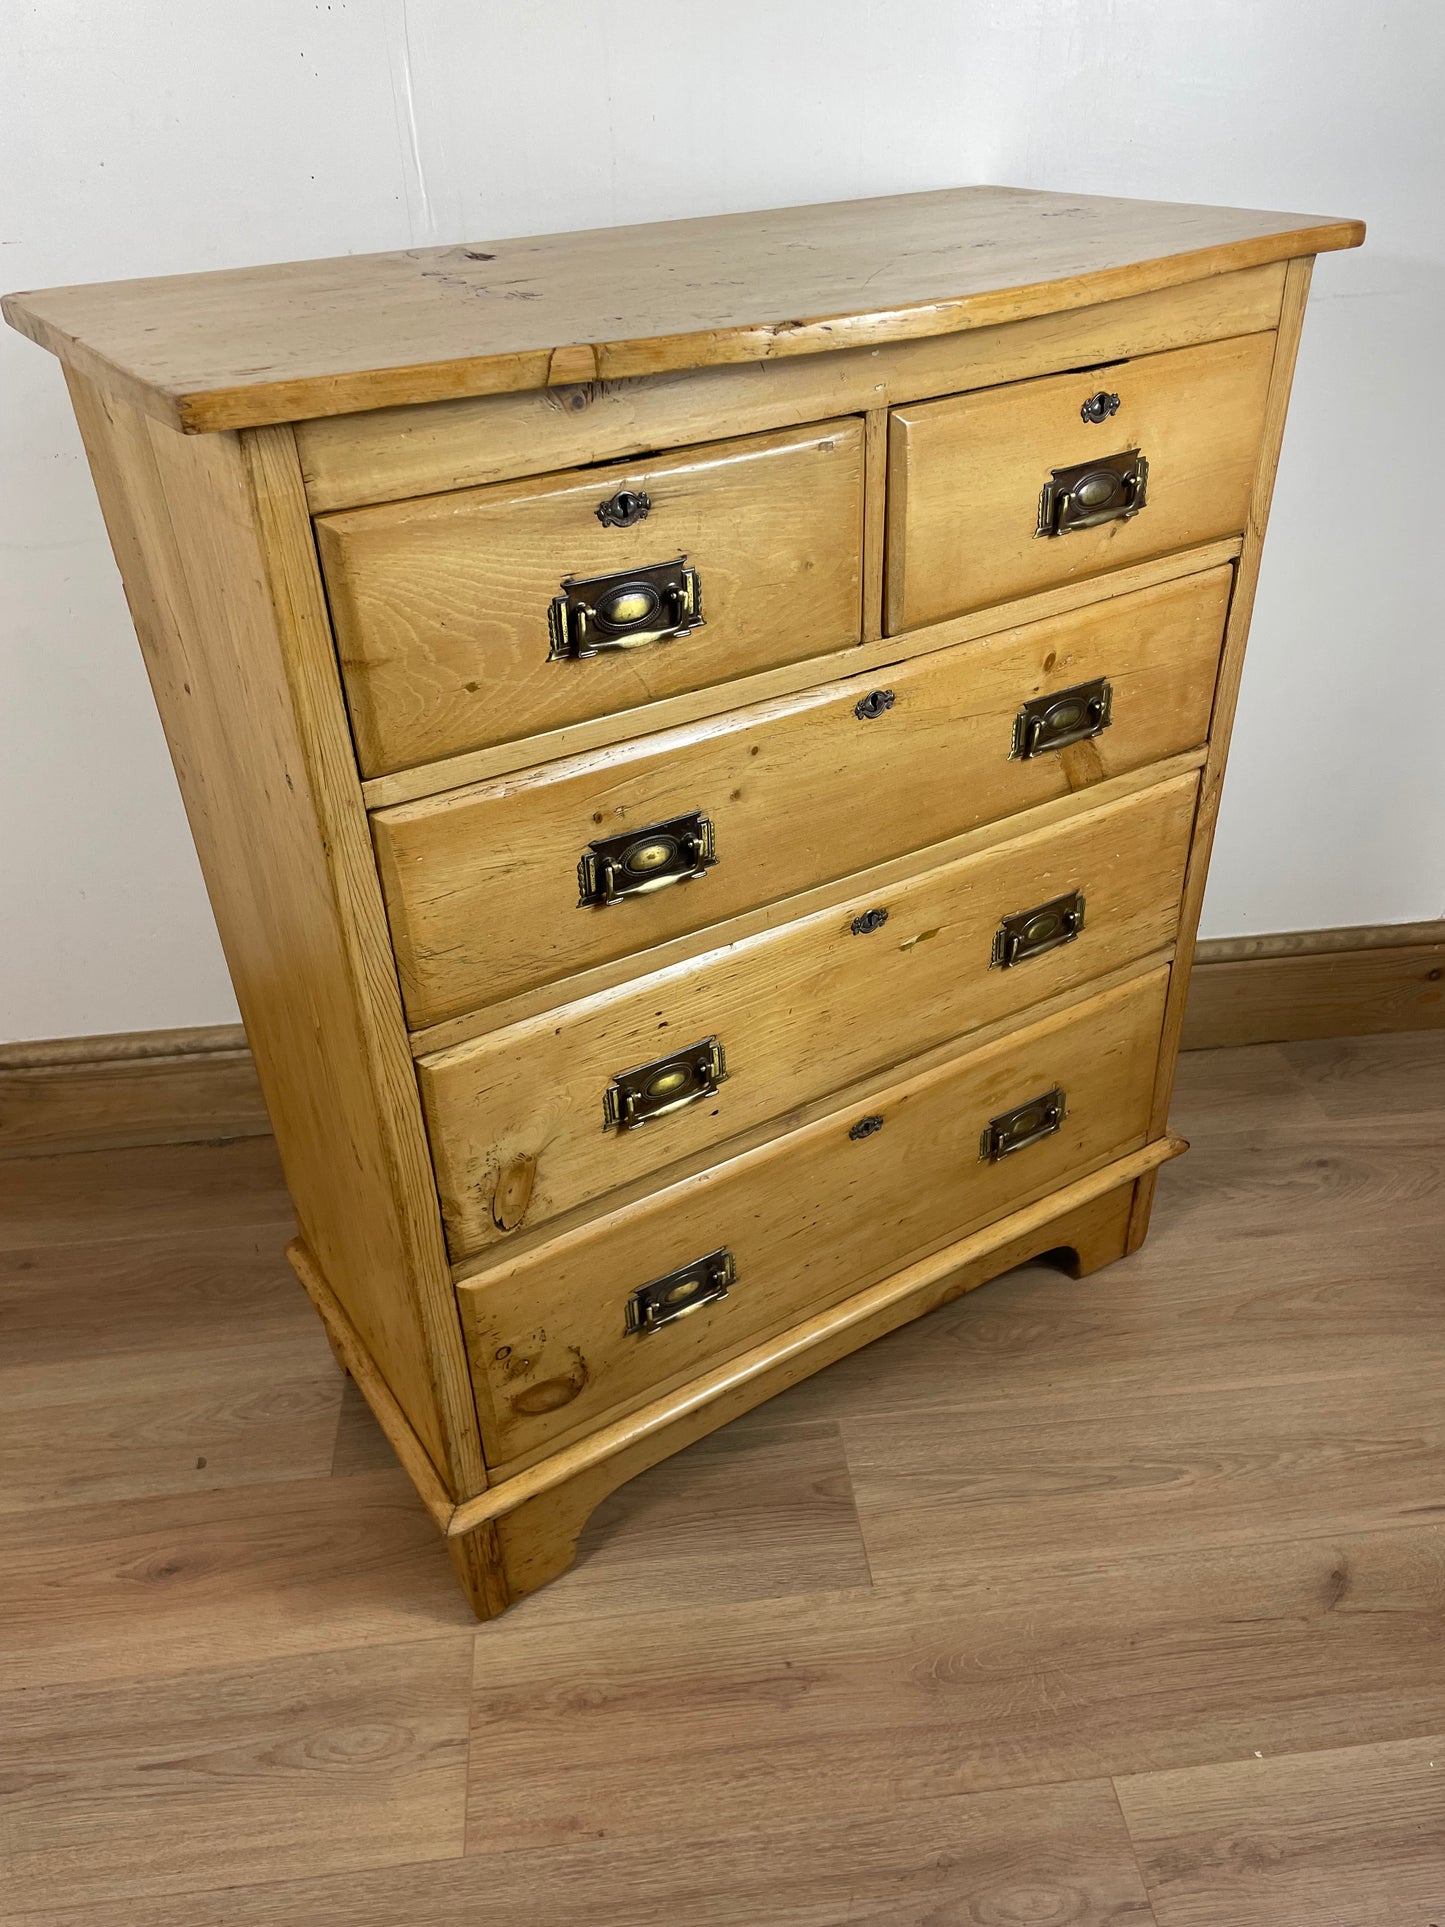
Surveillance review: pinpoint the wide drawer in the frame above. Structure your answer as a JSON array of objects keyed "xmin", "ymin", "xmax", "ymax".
[
  {"xmin": 886, "ymin": 331, "xmax": 1274, "ymax": 634},
  {"xmin": 456, "ymin": 966, "xmax": 1170, "ymax": 1469},
  {"xmin": 422, "ymin": 772, "xmax": 1198, "ymax": 1259},
  {"xmin": 374, "ymin": 564, "xmax": 1229, "ymax": 1029},
  {"xmin": 316, "ymin": 419, "xmax": 864, "ymax": 776}
]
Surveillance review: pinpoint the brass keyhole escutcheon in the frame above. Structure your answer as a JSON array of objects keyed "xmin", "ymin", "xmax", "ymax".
[
  {"xmin": 596, "ymin": 487, "xmax": 652, "ymax": 528},
  {"xmin": 854, "ymin": 688, "xmax": 896, "ymax": 721},
  {"xmin": 1081, "ymin": 390, "xmax": 1121, "ymax": 423}
]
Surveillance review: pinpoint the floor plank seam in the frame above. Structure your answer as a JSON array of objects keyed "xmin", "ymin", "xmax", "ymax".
[{"xmin": 1110, "ymin": 1774, "xmax": 1165, "ymax": 1926}]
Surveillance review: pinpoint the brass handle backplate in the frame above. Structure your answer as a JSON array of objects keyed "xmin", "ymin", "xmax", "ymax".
[
  {"xmin": 991, "ymin": 890, "xmax": 1087, "ymax": 968},
  {"xmin": 577, "ymin": 810, "xmax": 717, "ymax": 907},
  {"xmin": 548, "ymin": 556, "xmax": 703, "ymax": 660},
  {"xmin": 1012, "ymin": 678, "xmax": 1113, "ymax": 759},
  {"xmin": 980, "ymin": 1087, "xmax": 1067, "ymax": 1162},
  {"xmin": 603, "ymin": 1036, "xmax": 727, "ymax": 1130},
  {"xmin": 626, "ymin": 1247, "xmax": 736, "ymax": 1334},
  {"xmin": 1036, "ymin": 449, "xmax": 1147, "ymax": 537}
]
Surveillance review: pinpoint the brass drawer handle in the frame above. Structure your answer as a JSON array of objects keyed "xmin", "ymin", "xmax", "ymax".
[
  {"xmin": 626, "ymin": 1247, "xmax": 736, "ymax": 1334},
  {"xmin": 991, "ymin": 890, "xmax": 1086, "ymax": 968},
  {"xmin": 548, "ymin": 556, "xmax": 703, "ymax": 660},
  {"xmin": 980, "ymin": 1087, "xmax": 1067, "ymax": 1162},
  {"xmin": 1036, "ymin": 449, "xmax": 1147, "ymax": 537},
  {"xmin": 603, "ymin": 1036, "xmax": 727, "ymax": 1130},
  {"xmin": 1012, "ymin": 678, "xmax": 1112, "ymax": 759},
  {"xmin": 577, "ymin": 810, "xmax": 717, "ymax": 907}
]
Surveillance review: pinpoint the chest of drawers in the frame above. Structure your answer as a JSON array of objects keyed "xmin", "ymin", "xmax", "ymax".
[{"xmin": 5, "ymin": 185, "xmax": 1363, "ymax": 1617}]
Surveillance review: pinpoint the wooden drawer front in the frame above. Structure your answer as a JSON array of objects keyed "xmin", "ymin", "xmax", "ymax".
[
  {"xmin": 375, "ymin": 565, "xmax": 1228, "ymax": 1028},
  {"xmin": 457, "ymin": 966, "xmax": 1169, "ymax": 1467},
  {"xmin": 886, "ymin": 332, "xmax": 1274, "ymax": 634},
  {"xmin": 422, "ymin": 772, "xmax": 1197, "ymax": 1259},
  {"xmin": 315, "ymin": 420, "xmax": 864, "ymax": 776}
]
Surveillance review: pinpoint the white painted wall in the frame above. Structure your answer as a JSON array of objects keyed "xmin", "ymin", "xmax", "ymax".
[{"xmin": 3, "ymin": 0, "xmax": 1439, "ymax": 1043}]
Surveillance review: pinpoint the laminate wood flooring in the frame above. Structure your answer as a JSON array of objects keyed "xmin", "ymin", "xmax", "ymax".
[{"xmin": 2, "ymin": 1033, "xmax": 1443, "ymax": 1924}]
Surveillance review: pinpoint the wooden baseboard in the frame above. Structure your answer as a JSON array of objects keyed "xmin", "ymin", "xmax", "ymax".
[
  {"xmin": 3, "ymin": 920, "xmax": 1441, "ymax": 1156},
  {"xmin": 1181, "ymin": 919, "xmax": 1445, "ymax": 1050},
  {"xmin": 0, "ymin": 1023, "xmax": 268, "ymax": 1159}
]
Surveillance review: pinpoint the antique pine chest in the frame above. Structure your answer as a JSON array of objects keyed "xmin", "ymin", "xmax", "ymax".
[{"xmin": 5, "ymin": 186, "xmax": 1364, "ymax": 1616}]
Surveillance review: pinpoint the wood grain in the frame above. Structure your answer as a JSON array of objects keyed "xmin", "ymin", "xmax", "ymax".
[
  {"xmin": 481, "ymin": 1176, "xmax": 1143, "ymax": 1600},
  {"xmin": 0, "ymin": 1033, "xmax": 1439, "ymax": 1923},
  {"xmin": 847, "ymin": 1362, "xmax": 1445, "ymax": 1585},
  {"xmin": 316, "ymin": 419, "xmax": 864, "ymax": 775},
  {"xmin": 458, "ymin": 1530, "xmax": 1445, "ymax": 1842},
  {"xmin": 0, "ymin": 1469, "xmax": 473, "ymax": 1692},
  {"xmin": 61, "ymin": 373, "xmax": 483, "ymax": 1498},
  {"xmin": 0, "ymin": 1222, "xmax": 307, "ymax": 1369},
  {"xmin": 421, "ymin": 773, "xmax": 1197, "ymax": 1258},
  {"xmin": 0, "ymin": 1635, "xmax": 473, "ymax": 1912},
  {"xmin": 374, "ymin": 566, "xmax": 1229, "ymax": 1027},
  {"xmin": 0, "ymin": 1134, "xmax": 289, "ymax": 1248},
  {"xmin": 0, "ymin": 1024, "xmax": 266, "ymax": 1158},
  {"xmin": 1117, "ymin": 1732, "xmax": 1445, "ymax": 1927},
  {"xmin": 0, "ymin": 1324, "xmax": 340, "ymax": 1516},
  {"xmin": 888, "ymin": 331, "xmax": 1275, "ymax": 630},
  {"xmin": 360, "ymin": 539, "xmax": 1238, "ymax": 812},
  {"xmin": 0, "ymin": 1780, "xmax": 1157, "ymax": 1926},
  {"xmin": 4, "ymin": 186, "xmax": 1361, "ymax": 431},
  {"xmin": 456, "ymin": 969, "xmax": 1169, "ymax": 1469},
  {"xmin": 10, "ymin": 912, "xmax": 1434, "ymax": 1166},
  {"xmin": 296, "ymin": 264, "xmax": 1287, "ymax": 513},
  {"xmin": 1183, "ymin": 928, "xmax": 1445, "ymax": 1047},
  {"xmin": 1126, "ymin": 253, "xmax": 1317, "ymax": 1252}
]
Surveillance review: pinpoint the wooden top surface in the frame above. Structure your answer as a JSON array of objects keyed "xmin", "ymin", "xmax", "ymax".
[{"xmin": 3, "ymin": 185, "xmax": 1362, "ymax": 434}]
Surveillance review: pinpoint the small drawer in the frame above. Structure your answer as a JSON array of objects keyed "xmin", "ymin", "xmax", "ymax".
[
  {"xmin": 421, "ymin": 771, "xmax": 1198, "ymax": 1259},
  {"xmin": 455, "ymin": 966, "xmax": 1169, "ymax": 1469},
  {"xmin": 373, "ymin": 564, "xmax": 1228, "ymax": 1029},
  {"xmin": 886, "ymin": 331, "xmax": 1275, "ymax": 634},
  {"xmin": 315, "ymin": 419, "xmax": 864, "ymax": 777}
]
